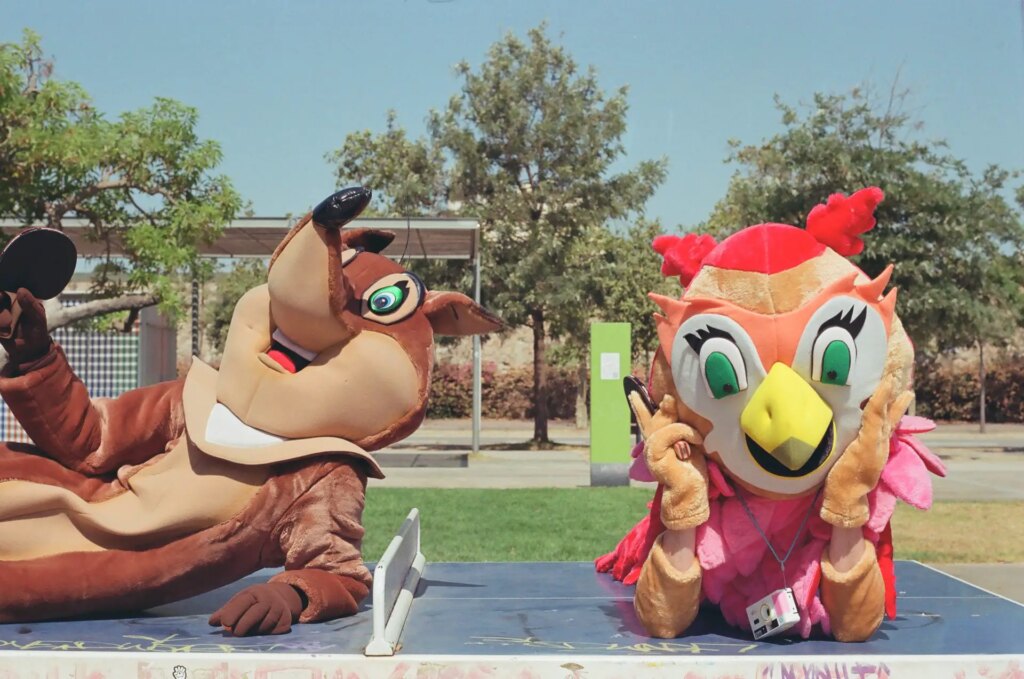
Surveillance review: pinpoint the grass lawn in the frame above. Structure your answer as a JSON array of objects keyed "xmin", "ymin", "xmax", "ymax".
[
  {"xmin": 363, "ymin": 488, "xmax": 1024, "ymax": 564},
  {"xmin": 362, "ymin": 488, "xmax": 652, "ymax": 562},
  {"xmin": 893, "ymin": 501, "xmax": 1024, "ymax": 563}
]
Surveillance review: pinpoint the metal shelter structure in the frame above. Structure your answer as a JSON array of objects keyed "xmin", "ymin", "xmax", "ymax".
[{"xmin": 0, "ymin": 216, "xmax": 487, "ymax": 452}]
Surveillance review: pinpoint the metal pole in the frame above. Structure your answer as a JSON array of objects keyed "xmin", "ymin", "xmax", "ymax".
[
  {"xmin": 979, "ymin": 341, "xmax": 986, "ymax": 434},
  {"xmin": 472, "ymin": 227, "xmax": 482, "ymax": 454},
  {"xmin": 191, "ymin": 276, "xmax": 200, "ymax": 358}
]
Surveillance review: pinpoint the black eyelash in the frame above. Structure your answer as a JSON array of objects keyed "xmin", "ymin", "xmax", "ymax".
[
  {"xmin": 684, "ymin": 326, "xmax": 735, "ymax": 354},
  {"xmin": 819, "ymin": 306, "xmax": 867, "ymax": 339},
  {"xmin": 407, "ymin": 273, "xmax": 426, "ymax": 304}
]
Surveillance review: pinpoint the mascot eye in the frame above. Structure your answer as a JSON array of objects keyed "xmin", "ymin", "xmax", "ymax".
[
  {"xmin": 361, "ymin": 273, "xmax": 424, "ymax": 325},
  {"xmin": 368, "ymin": 283, "xmax": 407, "ymax": 315},
  {"xmin": 820, "ymin": 340, "xmax": 851, "ymax": 385},
  {"xmin": 705, "ymin": 352, "xmax": 740, "ymax": 398},
  {"xmin": 698, "ymin": 336, "xmax": 748, "ymax": 400},
  {"xmin": 812, "ymin": 326, "xmax": 856, "ymax": 386}
]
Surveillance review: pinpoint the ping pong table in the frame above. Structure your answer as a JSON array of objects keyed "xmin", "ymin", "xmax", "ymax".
[{"xmin": 0, "ymin": 513, "xmax": 1021, "ymax": 678}]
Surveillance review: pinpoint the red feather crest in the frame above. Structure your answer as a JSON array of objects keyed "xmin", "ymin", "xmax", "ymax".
[
  {"xmin": 652, "ymin": 233, "xmax": 717, "ymax": 286},
  {"xmin": 805, "ymin": 187, "xmax": 885, "ymax": 256}
]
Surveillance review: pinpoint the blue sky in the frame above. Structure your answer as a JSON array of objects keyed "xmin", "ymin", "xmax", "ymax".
[{"xmin": 2, "ymin": 1, "xmax": 1023, "ymax": 228}]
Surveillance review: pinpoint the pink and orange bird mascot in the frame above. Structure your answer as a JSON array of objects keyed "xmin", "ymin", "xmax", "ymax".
[{"xmin": 597, "ymin": 187, "xmax": 947, "ymax": 642}]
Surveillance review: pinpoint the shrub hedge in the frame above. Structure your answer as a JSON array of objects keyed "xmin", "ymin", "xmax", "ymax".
[
  {"xmin": 430, "ymin": 357, "xmax": 1024, "ymax": 423},
  {"xmin": 427, "ymin": 362, "xmax": 579, "ymax": 419},
  {"xmin": 914, "ymin": 357, "xmax": 1024, "ymax": 423}
]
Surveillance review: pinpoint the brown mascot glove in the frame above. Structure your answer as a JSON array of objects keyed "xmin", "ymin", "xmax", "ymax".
[
  {"xmin": 629, "ymin": 392, "xmax": 709, "ymax": 531},
  {"xmin": 821, "ymin": 375, "xmax": 914, "ymax": 528},
  {"xmin": 208, "ymin": 582, "xmax": 305, "ymax": 636},
  {"xmin": 0, "ymin": 288, "xmax": 53, "ymax": 373}
]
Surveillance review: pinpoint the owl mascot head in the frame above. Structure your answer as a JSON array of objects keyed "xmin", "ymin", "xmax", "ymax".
[{"xmin": 597, "ymin": 188, "xmax": 947, "ymax": 642}]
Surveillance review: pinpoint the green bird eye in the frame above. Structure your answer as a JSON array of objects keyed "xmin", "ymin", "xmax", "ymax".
[
  {"xmin": 820, "ymin": 340, "xmax": 852, "ymax": 385},
  {"xmin": 368, "ymin": 284, "xmax": 405, "ymax": 315},
  {"xmin": 705, "ymin": 351, "xmax": 741, "ymax": 399}
]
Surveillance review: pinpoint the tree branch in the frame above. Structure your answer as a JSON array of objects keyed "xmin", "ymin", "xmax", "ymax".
[
  {"xmin": 44, "ymin": 175, "xmax": 132, "ymax": 228},
  {"xmin": 47, "ymin": 293, "xmax": 159, "ymax": 330},
  {"xmin": 127, "ymin": 191, "xmax": 160, "ymax": 227}
]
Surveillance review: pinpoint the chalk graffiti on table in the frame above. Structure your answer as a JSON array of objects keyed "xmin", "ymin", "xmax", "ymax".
[
  {"xmin": 468, "ymin": 635, "xmax": 759, "ymax": 654},
  {"xmin": 0, "ymin": 633, "xmax": 336, "ymax": 654},
  {"xmin": 757, "ymin": 661, "xmax": 892, "ymax": 679}
]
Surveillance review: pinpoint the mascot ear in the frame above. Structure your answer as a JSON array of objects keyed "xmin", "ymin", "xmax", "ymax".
[
  {"xmin": 341, "ymin": 228, "xmax": 395, "ymax": 254},
  {"xmin": 422, "ymin": 291, "xmax": 503, "ymax": 336},
  {"xmin": 805, "ymin": 187, "xmax": 885, "ymax": 256},
  {"xmin": 652, "ymin": 233, "xmax": 717, "ymax": 287}
]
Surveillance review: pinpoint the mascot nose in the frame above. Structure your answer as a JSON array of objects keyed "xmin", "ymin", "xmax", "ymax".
[
  {"xmin": 740, "ymin": 363, "xmax": 833, "ymax": 471},
  {"xmin": 312, "ymin": 186, "xmax": 372, "ymax": 230}
]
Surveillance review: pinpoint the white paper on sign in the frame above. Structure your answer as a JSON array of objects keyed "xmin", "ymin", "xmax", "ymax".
[{"xmin": 600, "ymin": 353, "xmax": 620, "ymax": 381}]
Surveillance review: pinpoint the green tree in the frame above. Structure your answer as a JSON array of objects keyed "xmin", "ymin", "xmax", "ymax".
[
  {"xmin": 549, "ymin": 219, "xmax": 679, "ymax": 426},
  {"xmin": 330, "ymin": 25, "xmax": 666, "ymax": 443},
  {"xmin": 703, "ymin": 86, "xmax": 1024, "ymax": 426},
  {"xmin": 593, "ymin": 221, "xmax": 680, "ymax": 365},
  {"xmin": 327, "ymin": 111, "xmax": 448, "ymax": 218},
  {"xmin": 0, "ymin": 30, "xmax": 241, "ymax": 328}
]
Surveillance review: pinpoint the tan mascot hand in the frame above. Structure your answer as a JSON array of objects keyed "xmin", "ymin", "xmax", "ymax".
[
  {"xmin": 629, "ymin": 393, "xmax": 710, "ymax": 530},
  {"xmin": 821, "ymin": 375, "xmax": 914, "ymax": 527}
]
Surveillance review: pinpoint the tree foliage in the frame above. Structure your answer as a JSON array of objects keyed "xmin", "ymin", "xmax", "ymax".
[
  {"xmin": 0, "ymin": 30, "xmax": 241, "ymax": 325},
  {"xmin": 330, "ymin": 25, "xmax": 667, "ymax": 441},
  {"xmin": 553, "ymin": 219, "xmax": 678, "ymax": 367},
  {"xmin": 704, "ymin": 86, "xmax": 1024, "ymax": 355},
  {"xmin": 327, "ymin": 111, "xmax": 447, "ymax": 218}
]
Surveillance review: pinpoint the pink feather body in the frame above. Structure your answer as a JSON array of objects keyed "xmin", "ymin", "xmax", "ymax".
[{"xmin": 598, "ymin": 417, "xmax": 946, "ymax": 638}]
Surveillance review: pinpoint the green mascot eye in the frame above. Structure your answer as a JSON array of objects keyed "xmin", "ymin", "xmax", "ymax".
[
  {"xmin": 705, "ymin": 351, "xmax": 740, "ymax": 399},
  {"xmin": 369, "ymin": 285, "xmax": 405, "ymax": 314},
  {"xmin": 820, "ymin": 340, "xmax": 852, "ymax": 385}
]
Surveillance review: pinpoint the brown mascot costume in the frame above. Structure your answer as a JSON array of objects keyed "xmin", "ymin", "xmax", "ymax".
[{"xmin": 0, "ymin": 186, "xmax": 501, "ymax": 636}]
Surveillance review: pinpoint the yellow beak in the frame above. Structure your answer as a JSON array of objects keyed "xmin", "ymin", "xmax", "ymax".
[{"xmin": 740, "ymin": 363, "xmax": 834, "ymax": 473}]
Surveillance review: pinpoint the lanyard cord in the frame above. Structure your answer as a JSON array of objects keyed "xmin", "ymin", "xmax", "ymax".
[{"xmin": 734, "ymin": 487, "xmax": 823, "ymax": 589}]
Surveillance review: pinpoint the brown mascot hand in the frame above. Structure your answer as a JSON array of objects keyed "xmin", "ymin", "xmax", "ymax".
[
  {"xmin": 0, "ymin": 288, "xmax": 52, "ymax": 369},
  {"xmin": 821, "ymin": 375, "xmax": 914, "ymax": 528},
  {"xmin": 209, "ymin": 582, "xmax": 305, "ymax": 636},
  {"xmin": 630, "ymin": 393, "xmax": 709, "ymax": 531}
]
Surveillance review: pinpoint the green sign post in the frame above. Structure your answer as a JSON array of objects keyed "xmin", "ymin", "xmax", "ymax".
[{"xmin": 589, "ymin": 322, "xmax": 632, "ymax": 486}]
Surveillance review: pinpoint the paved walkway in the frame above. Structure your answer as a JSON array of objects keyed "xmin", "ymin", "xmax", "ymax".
[
  {"xmin": 390, "ymin": 419, "xmax": 1024, "ymax": 454},
  {"xmin": 379, "ymin": 418, "xmax": 1024, "ymax": 501},
  {"xmin": 375, "ymin": 447, "xmax": 1024, "ymax": 502},
  {"xmin": 371, "ymin": 418, "xmax": 1024, "ymax": 603},
  {"xmin": 933, "ymin": 563, "xmax": 1024, "ymax": 605}
]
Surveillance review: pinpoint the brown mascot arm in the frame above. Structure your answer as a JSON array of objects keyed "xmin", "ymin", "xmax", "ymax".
[
  {"xmin": 211, "ymin": 461, "xmax": 371, "ymax": 636},
  {"xmin": 820, "ymin": 526, "xmax": 885, "ymax": 642},
  {"xmin": 0, "ymin": 290, "xmax": 183, "ymax": 475},
  {"xmin": 635, "ymin": 530, "xmax": 703, "ymax": 638},
  {"xmin": 631, "ymin": 394, "xmax": 709, "ymax": 638},
  {"xmin": 818, "ymin": 375, "xmax": 906, "ymax": 642}
]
